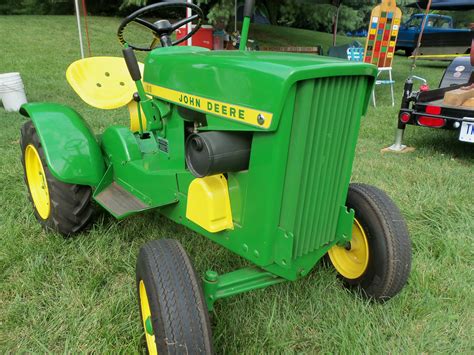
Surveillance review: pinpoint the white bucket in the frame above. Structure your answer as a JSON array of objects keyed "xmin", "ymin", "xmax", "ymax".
[{"xmin": 0, "ymin": 72, "xmax": 28, "ymax": 112}]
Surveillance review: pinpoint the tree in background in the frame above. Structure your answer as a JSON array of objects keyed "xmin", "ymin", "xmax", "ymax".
[
  {"xmin": 276, "ymin": 0, "xmax": 375, "ymax": 33},
  {"xmin": 446, "ymin": 10, "xmax": 474, "ymax": 28},
  {"xmin": 118, "ymin": 0, "xmax": 392, "ymax": 32},
  {"xmin": 0, "ymin": 0, "xmax": 74, "ymax": 14},
  {"xmin": 0, "ymin": 0, "xmax": 130, "ymax": 15},
  {"xmin": 1, "ymin": 0, "xmax": 472, "ymax": 33}
]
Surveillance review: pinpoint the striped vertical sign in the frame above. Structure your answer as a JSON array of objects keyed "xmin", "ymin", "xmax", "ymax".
[{"xmin": 363, "ymin": 0, "xmax": 402, "ymax": 68}]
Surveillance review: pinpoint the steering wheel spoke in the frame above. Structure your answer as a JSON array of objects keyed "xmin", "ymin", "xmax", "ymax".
[
  {"xmin": 134, "ymin": 17, "xmax": 160, "ymax": 33},
  {"xmin": 150, "ymin": 36, "xmax": 161, "ymax": 50},
  {"xmin": 171, "ymin": 14, "xmax": 200, "ymax": 31},
  {"xmin": 117, "ymin": 2, "xmax": 204, "ymax": 51}
]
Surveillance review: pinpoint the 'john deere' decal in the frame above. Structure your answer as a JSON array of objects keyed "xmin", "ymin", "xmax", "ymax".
[{"xmin": 144, "ymin": 83, "xmax": 273, "ymax": 129}]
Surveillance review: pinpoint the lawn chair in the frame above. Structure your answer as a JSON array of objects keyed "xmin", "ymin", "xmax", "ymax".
[
  {"xmin": 347, "ymin": 47, "xmax": 395, "ymax": 108},
  {"xmin": 347, "ymin": 47, "xmax": 364, "ymax": 62},
  {"xmin": 372, "ymin": 67, "xmax": 395, "ymax": 107}
]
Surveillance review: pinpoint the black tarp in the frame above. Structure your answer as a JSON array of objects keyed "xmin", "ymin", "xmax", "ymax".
[
  {"xmin": 439, "ymin": 57, "xmax": 473, "ymax": 88},
  {"xmin": 406, "ymin": 0, "xmax": 474, "ymax": 10}
]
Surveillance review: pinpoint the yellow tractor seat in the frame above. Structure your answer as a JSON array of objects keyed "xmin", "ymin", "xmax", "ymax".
[{"xmin": 66, "ymin": 56, "xmax": 144, "ymax": 110}]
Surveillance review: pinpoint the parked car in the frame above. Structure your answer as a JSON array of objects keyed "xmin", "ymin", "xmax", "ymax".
[
  {"xmin": 346, "ymin": 28, "xmax": 368, "ymax": 38},
  {"xmin": 396, "ymin": 14, "xmax": 472, "ymax": 56}
]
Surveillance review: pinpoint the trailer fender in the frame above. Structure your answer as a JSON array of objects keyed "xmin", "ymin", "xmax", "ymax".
[{"xmin": 20, "ymin": 103, "xmax": 105, "ymax": 186}]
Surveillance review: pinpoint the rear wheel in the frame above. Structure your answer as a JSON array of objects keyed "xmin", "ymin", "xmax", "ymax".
[
  {"xmin": 136, "ymin": 239, "xmax": 213, "ymax": 354},
  {"xmin": 20, "ymin": 121, "xmax": 94, "ymax": 236},
  {"xmin": 328, "ymin": 183, "xmax": 412, "ymax": 301}
]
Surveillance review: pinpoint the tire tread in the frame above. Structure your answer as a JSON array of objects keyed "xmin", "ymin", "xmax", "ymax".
[
  {"xmin": 346, "ymin": 183, "xmax": 412, "ymax": 300},
  {"xmin": 136, "ymin": 239, "xmax": 212, "ymax": 354},
  {"xmin": 20, "ymin": 121, "xmax": 94, "ymax": 236}
]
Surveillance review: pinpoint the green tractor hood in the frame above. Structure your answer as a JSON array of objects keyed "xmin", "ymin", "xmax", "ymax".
[{"xmin": 143, "ymin": 47, "xmax": 377, "ymax": 130}]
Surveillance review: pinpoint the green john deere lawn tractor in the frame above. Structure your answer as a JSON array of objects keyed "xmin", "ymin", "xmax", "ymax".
[{"xmin": 19, "ymin": 1, "xmax": 412, "ymax": 353}]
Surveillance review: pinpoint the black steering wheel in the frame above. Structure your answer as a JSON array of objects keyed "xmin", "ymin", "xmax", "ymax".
[{"xmin": 118, "ymin": 2, "xmax": 204, "ymax": 51}]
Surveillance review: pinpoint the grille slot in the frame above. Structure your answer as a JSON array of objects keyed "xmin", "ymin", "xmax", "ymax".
[{"xmin": 279, "ymin": 76, "xmax": 368, "ymax": 258}]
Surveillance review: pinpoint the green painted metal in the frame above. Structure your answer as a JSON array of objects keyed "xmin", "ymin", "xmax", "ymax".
[
  {"xmin": 203, "ymin": 267, "xmax": 286, "ymax": 311},
  {"xmin": 94, "ymin": 165, "xmax": 114, "ymax": 196},
  {"xmin": 143, "ymin": 48, "xmax": 376, "ymax": 131},
  {"xmin": 24, "ymin": 23, "xmax": 377, "ymax": 305},
  {"xmin": 19, "ymin": 103, "xmax": 105, "ymax": 186},
  {"xmin": 94, "ymin": 126, "xmax": 178, "ymax": 217},
  {"xmin": 335, "ymin": 206, "xmax": 355, "ymax": 246},
  {"xmin": 145, "ymin": 317, "xmax": 153, "ymax": 335},
  {"xmin": 134, "ymin": 79, "xmax": 161, "ymax": 135},
  {"xmin": 239, "ymin": 17, "xmax": 251, "ymax": 51},
  {"xmin": 88, "ymin": 51, "xmax": 374, "ymax": 287},
  {"xmin": 279, "ymin": 76, "xmax": 368, "ymax": 259}
]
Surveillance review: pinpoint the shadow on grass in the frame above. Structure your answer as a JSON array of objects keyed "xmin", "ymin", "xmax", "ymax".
[
  {"xmin": 408, "ymin": 128, "xmax": 474, "ymax": 160},
  {"xmin": 412, "ymin": 61, "xmax": 450, "ymax": 69}
]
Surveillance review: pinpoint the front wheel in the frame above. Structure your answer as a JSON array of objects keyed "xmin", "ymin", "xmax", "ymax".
[
  {"xmin": 328, "ymin": 183, "xmax": 412, "ymax": 301},
  {"xmin": 136, "ymin": 239, "xmax": 213, "ymax": 354}
]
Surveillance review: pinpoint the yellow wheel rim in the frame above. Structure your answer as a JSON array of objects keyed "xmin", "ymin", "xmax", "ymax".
[
  {"xmin": 328, "ymin": 218, "xmax": 369, "ymax": 279},
  {"xmin": 25, "ymin": 144, "xmax": 50, "ymax": 220},
  {"xmin": 139, "ymin": 280, "xmax": 158, "ymax": 355}
]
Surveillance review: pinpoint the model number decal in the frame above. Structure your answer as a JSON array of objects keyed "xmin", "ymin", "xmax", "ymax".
[{"xmin": 144, "ymin": 83, "xmax": 272, "ymax": 128}]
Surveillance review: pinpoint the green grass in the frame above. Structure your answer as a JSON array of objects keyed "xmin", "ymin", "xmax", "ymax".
[
  {"xmin": 1, "ymin": 15, "xmax": 473, "ymax": 353},
  {"xmin": 249, "ymin": 23, "xmax": 360, "ymax": 50}
]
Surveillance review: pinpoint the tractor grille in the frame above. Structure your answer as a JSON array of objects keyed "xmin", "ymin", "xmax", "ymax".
[{"xmin": 279, "ymin": 75, "xmax": 369, "ymax": 259}]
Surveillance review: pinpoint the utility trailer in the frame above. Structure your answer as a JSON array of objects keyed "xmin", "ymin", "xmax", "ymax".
[{"xmin": 393, "ymin": 56, "xmax": 474, "ymax": 148}]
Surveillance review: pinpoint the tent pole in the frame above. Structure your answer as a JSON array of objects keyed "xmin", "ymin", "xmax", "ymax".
[
  {"xmin": 332, "ymin": 5, "xmax": 341, "ymax": 47},
  {"xmin": 410, "ymin": 0, "xmax": 432, "ymax": 74},
  {"xmin": 187, "ymin": 0, "xmax": 193, "ymax": 46},
  {"xmin": 74, "ymin": 0, "xmax": 84, "ymax": 58}
]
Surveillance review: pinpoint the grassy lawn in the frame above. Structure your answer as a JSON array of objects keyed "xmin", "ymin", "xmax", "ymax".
[
  {"xmin": 1, "ymin": 15, "xmax": 473, "ymax": 353},
  {"xmin": 249, "ymin": 22, "xmax": 360, "ymax": 49}
]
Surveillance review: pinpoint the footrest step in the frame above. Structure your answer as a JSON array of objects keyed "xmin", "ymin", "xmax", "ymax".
[{"xmin": 95, "ymin": 182, "xmax": 150, "ymax": 218}]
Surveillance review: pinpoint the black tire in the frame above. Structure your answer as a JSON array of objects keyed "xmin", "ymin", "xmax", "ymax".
[
  {"xmin": 20, "ymin": 121, "xmax": 94, "ymax": 236},
  {"xmin": 331, "ymin": 183, "xmax": 412, "ymax": 301},
  {"xmin": 405, "ymin": 48, "xmax": 414, "ymax": 57},
  {"xmin": 136, "ymin": 239, "xmax": 213, "ymax": 355}
]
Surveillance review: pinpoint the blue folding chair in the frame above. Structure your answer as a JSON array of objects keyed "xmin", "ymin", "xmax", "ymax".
[
  {"xmin": 347, "ymin": 47, "xmax": 395, "ymax": 107},
  {"xmin": 347, "ymin": 47, "xmax": 364, "ymax": 62}
]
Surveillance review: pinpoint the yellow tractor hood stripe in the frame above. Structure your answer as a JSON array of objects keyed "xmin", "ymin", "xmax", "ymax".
[{"xmin": 144, "ymin": 83, "xmax": 273, "ymax": 129}]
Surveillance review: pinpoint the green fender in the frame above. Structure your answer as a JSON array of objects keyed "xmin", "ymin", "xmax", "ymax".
[{"xmin": 20, "ymin": 103, "xmax": 105, "ymax": 187}]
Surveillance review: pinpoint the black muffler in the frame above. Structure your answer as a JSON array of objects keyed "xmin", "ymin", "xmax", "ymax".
[{"xmin": 185, "ymin": 131, "xmax": 252, "ymax": 177}]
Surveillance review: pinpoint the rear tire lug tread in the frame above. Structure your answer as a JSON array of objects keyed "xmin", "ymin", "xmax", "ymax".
[{"xmin": 20, "ymin": 121, "xmax": 94, "ymax": 237}]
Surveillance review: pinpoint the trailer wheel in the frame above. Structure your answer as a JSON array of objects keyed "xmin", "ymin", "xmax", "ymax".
[
  {"xmin": 136, "ymin": 239, "xmax": 213, "ymax": 354},
  {"xmin": 328, "ymin": 183, "xmax": 412, "ymax": 301},
  {"xmin": 20, "ymin": 121, "xmax": 93, "ymax": 236}
]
